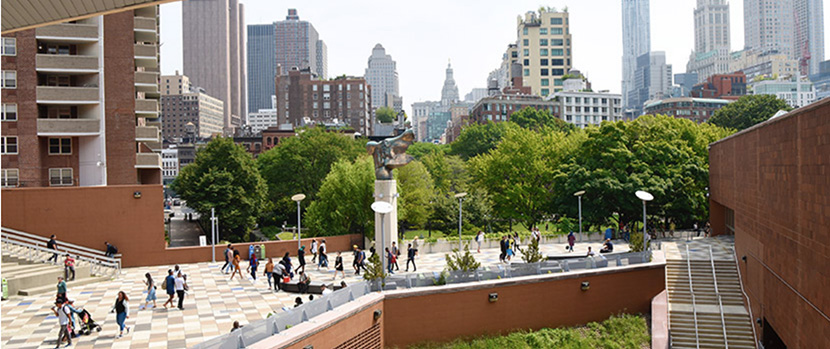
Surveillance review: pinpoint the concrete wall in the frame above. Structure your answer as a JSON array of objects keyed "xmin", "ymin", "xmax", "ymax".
[
  {"xmin": 1, "ymin": 185, "xmax": 363, "ymax": 268},
  {"xmin": 709, "ymin": 98, "xmax": 830, "ymax": 348}
]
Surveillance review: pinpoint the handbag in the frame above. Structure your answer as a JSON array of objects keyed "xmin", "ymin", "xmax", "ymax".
[{"xmin": 283, "ymin": 276, "xmax": 290, "ymax": 283}]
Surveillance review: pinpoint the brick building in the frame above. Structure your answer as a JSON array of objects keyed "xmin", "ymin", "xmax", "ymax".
[
  {"xmin": 469, "ymin": 94, "xmax": 560, "ymax": 125},
  {"xmin": 160, "ymin": 73, "xmax": 224, "ymax": 141},
  {"xmin": 643, "ymin": 97, "xmax": 732, "ymax": 123},
  {"xmin": 274, "ymin": 67, "xmax": 372, "ymax": 135},
  {"xmin": 708, "ymin": 98, "xmax": 830, "ymax": 348},
  {"xmin": 1, "ymin": 8, "xmax": 161, "ymax": 188},
  {"xmin": 691, "ymin": 72, "xmax": 746, "ymax": 99}
]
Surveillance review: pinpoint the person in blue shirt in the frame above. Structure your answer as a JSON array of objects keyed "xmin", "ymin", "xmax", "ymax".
[
  {"xmin": 162, "ymin": 269, "xmax": 176, "ymax": 309},
  {"xmin": 247, "ymin": 253, "xmax": 259, "ymax": 282}
]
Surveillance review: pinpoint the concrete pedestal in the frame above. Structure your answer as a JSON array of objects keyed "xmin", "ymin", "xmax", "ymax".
[{"xmin": 374, "ymin": 180, "xmax": 398, "ymax": 254}]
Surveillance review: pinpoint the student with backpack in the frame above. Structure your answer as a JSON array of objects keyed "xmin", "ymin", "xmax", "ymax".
[{"xmin": 105, "ymin": 242, "xmax": 118, "ymax": 258}]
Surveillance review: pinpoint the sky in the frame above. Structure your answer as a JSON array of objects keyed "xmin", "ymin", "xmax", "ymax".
[{"xmin": 160, "ymin": 0, "xmax": 829, "ymax": 107}]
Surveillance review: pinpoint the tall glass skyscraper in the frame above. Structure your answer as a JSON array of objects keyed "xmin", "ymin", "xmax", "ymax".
[
  {"xmin": 247, "ymin": 24, "xmax": 276, "ymax": 114},
  {"xmin": 621, "ymin": 0, "xmax": 651, "ymax": 110}
]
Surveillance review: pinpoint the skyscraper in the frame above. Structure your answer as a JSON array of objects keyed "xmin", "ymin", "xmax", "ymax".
[
  {"xmin": 743, "ymin": 0, "xmax": 795, "ymax": 59},
  {"xmin": 632, "ymin": 51, "xmax": 672, "ymax": 115},
  {"xmin": 694, "ymin": 0, "xmax": 730, "ymax": 53},
  {"xmin": 365, "ymin": 44, "xmax": 400, "ymax": 112},
  {"xmin": 794, "ymin": 0, "xmax": 824, "ymax": 75},
  {"xmin": 182, "ymin": 0, "xmax": 246, "ymax": 134},
  {"xmin": 441, "ymin": 62, "xmax": 460, "ymax": 106},
  {"xmin": 515, "ymin": 8, "xmax": 573, "ymax": 97},
  {"xmin": 275, "ymin": 9, "xmax": 327, "ymax": 79},
  {"xmin": 622, "ymin": 0, "xmax": 651, "ymax": 110},
  {"xmin": 247, "ymin": 23, "xmax": 276, "ymax": 114}
]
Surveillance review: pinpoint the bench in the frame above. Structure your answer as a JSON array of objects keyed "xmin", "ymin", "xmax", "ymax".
[{"xmin": 281, "ymin": 280, "xmax": 333, "ymax": 294}]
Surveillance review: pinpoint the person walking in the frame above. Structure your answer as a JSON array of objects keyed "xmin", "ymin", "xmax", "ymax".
[
  {"xmin": 333, "ymin": 251, "xmax": 345, "ymax": 280},
  {"xmin": 310, "ymin": 239, "xmax": 318, "ymax": 264},
  {"xmin": 52, "ymin": 299, "xmax": 72, "ymax": 348},
  {"xmin": 475, "ymin": 231, "xmax": 484, "ymax": 253},
  {"xmin": 222, "ymin": 244, "xmax": 233, "ymax": 274},
  {"xmin": 297, "ymin": 246, "xmax": 306, "ymax": 273},
  {"xmin": 412, "ymin": 236, "xmax": 420, "ymax": 255},
  {"xmin": 567, "ymin": 231, "xmax": 576, "ymax": 252},
  {"xmin": 385, "ymin": 247, "xmax": 395, "ymax": 274},
  {"xmin": 499, "ymin": 236, "xmax": 507, "ymax": 263},
  {"xmin": 318, "ymin": 239, "xmax": 328, "ymax": 269},
  {"xmin": 47, "ymin": 234, "xmax": 59, "ymax": 264},
  {"xmin": 391, "ymin": 242, "xmax": 400, "ymax": 271},
  {"xmin": 56, "ymin": 276, "xmax": 67, "ymax": 303},
  {"xmin": 162, "ymin": 269, "xmax": 175, "ymax": 309},
  {"xmin": 280, "ymin": 252, "xmax": 293, "ymax": 279},
  {"xmin": 229, "ymin": 252, "xmax": 243, "ymax": 281},
  {"xmin": 247, "ymin": 253, "xmax": 259, "ymax": 282},
  {"xmin": 64, "ymin": 254, "xmax": 75, "ymax": 281},
  {"xmin": 175, "ymin": 271, "xmax": 187, "ymax": 310},
  {"xmin": 112, "ymin": 291, "xmax": 130, "ymax": 338},
  {"xmin": 353, "ymin": 246, "xmax": 366, "ymax": 275},
  {"xmin": 142, "ymin": 273, "xmax": 157, "ymax": 310},
  {"xmin": 506, "ymin": 235, "xmax": 515, "ymax": 261},
  {"xmin": 264, "ymin": 258, "xmax": 275, "ymax": 289},
  {"xmin": 405, "ymin": 243, "xmax": 417, "ymax": 272},
  {"xmin": 65, "ymin": 299, "xmax": 84, "ymax": 338}
]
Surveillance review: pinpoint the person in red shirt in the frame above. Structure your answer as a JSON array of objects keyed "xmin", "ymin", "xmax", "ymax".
[{"xmin": 64, "ymin": 254, "xmax": 75, "ymax": 281}]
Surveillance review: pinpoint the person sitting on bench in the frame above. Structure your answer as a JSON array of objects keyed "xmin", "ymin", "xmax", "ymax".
[
  {"xmin": 297, "ymin": 271, "xmax": 311, "ymax": 294},
  {"xmin": 600, "ymin": 239, "xmax": 614, "ymax": 253}
]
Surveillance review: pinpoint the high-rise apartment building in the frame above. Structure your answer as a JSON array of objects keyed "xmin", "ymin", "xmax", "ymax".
[
  {"xmin": 694, "ymin": 0, "xmax": 730, "ymax": 53},
  {"xmin": 160, "ymin": 73, "xmax": 224, "ymax": 141},
  {"xmin": 275, "ymin": 9, "xmax": 327, "ymax": 79},
  {"xmin": 744, "ymin": 0, "xmax": 824, "ymax": 76},
  {"xmin": 515, "ymin": 8, "xmax": 573, "ymax": 97},
  {"xmin": 631, "ymin": 51, "xmax": 673, "ymax": 115},
  {"xmin": 622, "ymin": 0, "xmax": 651, "ymax": 110},
  {"xmin": 182, "ymin": 0, "xmax": 246, "ymax": 134},
  {"xmin": 365, "ymin": 44, "xmax": 400, "ymax": 113},
  {"xmin": 1, "ymin": 8, "xmax": 162, "ymax": 188},
  {"xmin": 794, "ymin": 0, "xmax": 824, "ymax": 75},
  {"xmin": 274, "ymin": 68, "xmax": 371, "ymax": 135},
  {"xmin": 247, "ymin": 23, "xmax": 276, "ymax": 114}
]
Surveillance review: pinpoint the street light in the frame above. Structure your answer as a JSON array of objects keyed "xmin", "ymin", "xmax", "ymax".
[
  {"xmin": 454, "ymin": 192, "xmax": 468, "ymax": 250},
  {"xmin": 573, "ymin": 190, "xmax": 585, "ymax": 235},
  {"xmin": 371, "ymin": 201, "xmax": 393, "ymax": 282},
  {"xmin": 635, "ymin": 190, "xmax": 654, "ymax": 251},
  {"xmin": 210, "ymin": 208, "xmax": 218, "ymax": 263},
  {"xmin": 291, "ymin": 193, "xmax": 306, "ymax": 251}
]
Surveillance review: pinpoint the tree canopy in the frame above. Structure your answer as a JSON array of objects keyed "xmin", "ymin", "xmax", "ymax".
[
  {"xmin": 394, "ymin": 160, "xmax": 435, "ymax": 229},
  {"xmin": 510, "ymin": 107, "xmax": 577, "ymax": 133},
  {"xmin": 305, "ymin": 156, "xmax": 376, "ymax": 236},
  {"xmin": 450, "ymin": 121, "xmax": 519, "ymax": 160},
  {"xmin": 375, "ymin": 107, "xmax": 397, "ymax": 124},
  {"xmin": 708, "ymin": 94, "xmax": 792, "ymax": 131}
]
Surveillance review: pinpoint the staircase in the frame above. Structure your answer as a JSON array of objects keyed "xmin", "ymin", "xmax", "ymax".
[{"xmin": 665, "ymin": 240, "xmax": 757, "ymax": 348}]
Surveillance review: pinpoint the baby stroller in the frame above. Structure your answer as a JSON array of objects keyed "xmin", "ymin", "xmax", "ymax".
[{"xmin": 77, "ymin": 309, "xmax": 102, "ymax": 335}]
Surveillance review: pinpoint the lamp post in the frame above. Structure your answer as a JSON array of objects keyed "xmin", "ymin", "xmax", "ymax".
[
  {"xmin": 455, "ymin": 192, "xmax": 468, "ymax": 250},
  {"xmin": 371, "ymin": 201, "xmax": 393, "ymax": 283},
  {"xmin": 291, "ymin": 194, "xmax": 306, "ymax": 252},
  {"xmin": 635, "ymin": 190, "xmax": 654, "ymax": 251},
  {"xmin": 210, "ymin": 208, "xmax": 217, "ymax": 263},
  {"xmin": 573, "ymin": 190, "xmax": 585, "ymax": 235}
]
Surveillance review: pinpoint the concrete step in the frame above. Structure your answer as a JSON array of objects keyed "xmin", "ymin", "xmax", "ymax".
[
  {"xmin": 17, "ymin": 275, "xmax": 109, "ymax": 296},
  {"xmin": 4, "ymin": 264, "xmax": 91, "ymax": 296}
]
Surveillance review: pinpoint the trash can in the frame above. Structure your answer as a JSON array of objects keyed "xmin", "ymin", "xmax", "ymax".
[
  {"xmin": 253, "ymin": 245, "xmax": 261, "ymax": 259},
  {"xmin": 2, "ymin": 278, "xmax": 8, "ymax": 300},
  {"xmin": 259, "ymin": 244, "xmax": 266, "ymax": 259}
]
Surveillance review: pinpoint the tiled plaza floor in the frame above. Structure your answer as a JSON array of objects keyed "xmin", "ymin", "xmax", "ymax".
[{"xmin": 1, "ymin": 238, "xmax": 625, "ymax": 348}]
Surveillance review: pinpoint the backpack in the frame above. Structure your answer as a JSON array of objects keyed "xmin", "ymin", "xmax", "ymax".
[
  {"xmin": 319, "ymin": 245, "xmax": 325, "ymax": 254},
  {"xmin": 110, "ymin": 245, "xmax": 118, "ymax": 254},
  {"xmin": 161, "ymin": 277, "xmax": 168, "ymax": 290}
]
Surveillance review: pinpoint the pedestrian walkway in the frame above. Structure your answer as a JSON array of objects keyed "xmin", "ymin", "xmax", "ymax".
[{"xmin": 0, "ymin": 238, "xmax": 625, "ymax": 348}]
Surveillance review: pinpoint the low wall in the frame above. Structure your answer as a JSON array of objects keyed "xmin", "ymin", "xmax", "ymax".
[
  {"xmin": 410, "ymin": 233, "xmax": 608, "ymax": 255},
  {"xmin": 1, "ymin": 185, "xmax": 363, "ymax": 268}
]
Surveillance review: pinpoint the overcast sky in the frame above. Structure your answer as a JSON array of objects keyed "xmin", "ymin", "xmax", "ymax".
[{"xmin": 160, "ymin": 0, "xmax": 829, "ymax": 106}]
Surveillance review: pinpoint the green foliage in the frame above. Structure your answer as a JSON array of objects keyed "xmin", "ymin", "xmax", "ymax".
[
  {"xmin": 171, "ymin": 137, "xmax": 269, "ymax": 242},
  {"xmin": 428, "ymin": 191, "xmax": 492, "ymax": 237},
  {"xmin": 257, "ymin": 127, "xmax": 364, "ymax": 225},
  {"xmin": 708, "ymin": 94, "xmax": 792, "ymax": 131},
  {"xmin": 394, "ymin": 160, "xmax": 435, "ymax": 229},
  {"xmin": 406, "ymin": 142, "xmax": 449, "ymax": 160},
  {"xmin": 375, "ymin": 106, "xmax": 397, "ymax": 124},
  {"xmin": 445, "ymin": 244, "xmax": 481, "ymax": 272},
  {"xmin": 510, "ymin": 107, "xmax": 577, "ymax": 132},
  {"xmin": 412, "ymin": 313, "xmax": 649, "ymax": 349},
  {"xmin": 421, "ymin": 153, "xmax": 469, "ymax": 195},
  {"xmin": 520, "ymin": 237, "xmax": 545, "ymax": 263},
  {"xmin": 432, "ymin": 271, "xmax": 449, "ymax": 285},
  {"xmin": 305, "ymin": 156, "xmax": 375, "ymax": 236},
  {"xmin": 362, "ymin": 252, "xmax": 386, "ymax": 282},
  {"xmin": 629, "ymin": 232, "xmax": 644, "ymax": 252},
  {"xmin": 450, "ymin": 121, "xmax": 519, "ymax": 160},
  {"xmin": 556, "ymin": 217, "xmax": 576, "ymax": 234}
]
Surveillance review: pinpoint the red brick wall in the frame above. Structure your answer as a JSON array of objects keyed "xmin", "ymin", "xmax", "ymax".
[
  {"xmin": 709, "ymin": 98, "xmax": 830, "ymax": 347},
  {"xmin": 103, "ymin": 12, "xmax": 139, "ymax": 185}
]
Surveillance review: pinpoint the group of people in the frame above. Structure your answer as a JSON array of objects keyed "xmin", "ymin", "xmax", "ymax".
[
  {"xmin": 498, "ymin": 234, "xmax": 521, "ymax": 262},
  {"xmin": 52, "ymin": 277, "xmax": 134, "ymax": 347}
]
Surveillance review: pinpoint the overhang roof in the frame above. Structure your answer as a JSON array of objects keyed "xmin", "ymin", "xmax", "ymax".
[{"xmin": 1, "ymin": 0, "xmax": 176, "ymax": 34}]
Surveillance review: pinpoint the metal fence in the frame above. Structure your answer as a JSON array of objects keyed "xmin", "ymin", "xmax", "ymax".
[{"xmin": 1, "ymin": 226, "xmax": 122, "ymax": 278}]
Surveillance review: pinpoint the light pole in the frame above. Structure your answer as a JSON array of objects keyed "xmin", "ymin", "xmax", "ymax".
[
  {"xmin": 210, "ymin": 208, "xmax": 217, "ymax": 263},
  {"xmin": 573, "ymin": 190, "xmax": 585, "ymax": 235},
  {"xmin": 371, "ymin": 201, "xmax": 393, "ymax": 283},
  {"xmin": 291, "ymin": 194, "xmax": 306, "ymax": 252},
  {"xmin": 455, "ymin": 192, "xmax": 468, "ymax": 250},
  {"xmin": 635, "ymin": 190, "xmax": 654, "ymax": 251}
]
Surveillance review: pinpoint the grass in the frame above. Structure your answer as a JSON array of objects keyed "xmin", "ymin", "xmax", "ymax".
[
  {"xmin": 276, "ymin": 232, "xmax": 295, "ymax": 241},
  {"xmin": 410, "ymin": 314, "xmax": 649, "ymax": 349}
]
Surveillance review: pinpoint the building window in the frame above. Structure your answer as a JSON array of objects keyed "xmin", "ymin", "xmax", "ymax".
[
  {"xmin": 551, "ymin": 39, "xmax": 564, "ymax": 46},
  {"xmin": 540, "ymin": 59, "xmax": 548, "ymax": 66},
  {"xmin": 2, "ymin": 103, "xmax": 17, "ymax": 121},
  {"xmin": 552, "ymin": 69, "xmax": 565, "ymax": 75},
  {"xmin": 523, "ymin": 69, "xmax": 529, "ymax": 76},
  {"xmin": 541, "ymin": 79, "xmax": 550, "ymax": 86},
  {"xmin": 323, "ymin": 85, "xmax": 330, "ymax": 92},
  {"xmin": 522, "ymin": 39, "xmax": 528, "ymax": 46},
  {"xmin": 522, "ymin": 28, "xmax": 528, "ymax": 35},
  {"xmin": 554, "ymin": 79, "xmax": 563, "ymax": 86},
  {"xmin": 541, "ymin": 88, "xmax": 549, "ymax": 96},
  {"xmin": 540, "ymin": 49, "xmax": 548, "ymax": 56},
  {"xmin": 551, "ymin": 49, "xmax": 564, "ymax": 56},
  {"xmin": 1, "ymin": 136, "xmax": 17, "ymax": 154},
  {"xmin": 2, "ymin": 71, "xmax": 16, "ymax": 89},
  {"xmin": 313, "ymin": 85, "xmax": 318, "ymax": 91},
  {"xmin": 540, "ymin": 39, "xmax": 548, "ymax": 46},
  {"xmin": 551, "ymin": 18, "xmax": 563, "ymax": 25},
  {"xmin": 551, "ymin": 27, "xmax": 563, "ymax": 35},
  {"xmin": 541, "ymin": 69, "xmax": 549, "ymax": 76},
  {"xmin": 523, "ymin": 49, "xmax": 529, "ymax": 56},
  {"xmin": 347, "ymin": 84, "xmax": 352, "ymax": 91},
  {"xmin": 1, "ymin": 168, "xmax": 18, "ymax": 187},
  {"xmin": 49, "ymin": 168, "xmax": 73, "ymax": 186},
  {"xmin": 1, "ymin": 38, "xmax": 16, "ymax": 56},
  {"xmin": 540, "ymin": 28, "xmax": 548, "ymax": 35},
  {"xmin": 313, "ymin": 93, "xmax": 318, "ymax": 100},
  {"xmin": 49, "ymin": 138, "xmax": 72, "ymax": 155},
  {"xmin": 313, "ymin": 102, "xmax": 318, "ymax": 108},
  {"xmin": 323, "ymin": 102, "xmax": 330, "ymax": 109}
]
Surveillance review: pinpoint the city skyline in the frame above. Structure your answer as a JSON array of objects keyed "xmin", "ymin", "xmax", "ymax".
[{"xmin": 160, "ymin": 0, "xmax": 830, "ymax": 106}]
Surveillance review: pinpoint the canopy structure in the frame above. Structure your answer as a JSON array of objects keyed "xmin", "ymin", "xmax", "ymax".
[{"xmin": 2, "ymin": 0, "xmax": 177, "ymax": 34}]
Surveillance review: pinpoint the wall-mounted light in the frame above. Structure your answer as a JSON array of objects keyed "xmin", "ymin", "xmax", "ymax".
[
  {"xmin": 133, "ymin": 191, "xmax": 142, "ymax": 199},
  {"xmin": 756, "ymin": 318, "xmax": 762, "ymax": 326},
  {"xmin": 373, "ymin": 309, "xmax": 382, "ymax": 321},
  {"xmin": 581, "ymin": 281, "xmax": 590, "ymax": 291},
  {"xmin": 742, "ymin": 255, "xmax": 747, "ymax": 262},
  {"xmin": 489, "ymin": 293, "xmax": 498, "ymax": 303}
]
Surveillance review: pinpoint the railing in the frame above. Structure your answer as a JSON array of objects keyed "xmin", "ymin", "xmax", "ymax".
[
  {"xmin": 733, "ymin": 249, "xmax": 759, "ymax": 348},
  {"xmin": 194, "ymin": 251, "xmax": 653, "ymax": 348},
  {"xmin": 686, "ymin": 245, "xmax": 701, "ymax": 349},
  {"xmin": 192, "ymin": 281, "xmax": 372, "ymax": 349},
  {"xmin": 1, "ymin": 226, "xmax": 121, "ymax": 278},
  {"xmin": 709, "ymin": 245, "xmax": 729, "ymax": 349}
]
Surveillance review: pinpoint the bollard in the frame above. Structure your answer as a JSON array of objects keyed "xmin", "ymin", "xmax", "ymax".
[{"xmin": 2, "ymin": 278, "xmax": 8, "ymax": 300}]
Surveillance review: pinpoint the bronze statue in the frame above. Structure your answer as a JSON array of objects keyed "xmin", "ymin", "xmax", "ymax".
[{"xmin": 367, "ymin": 129, "xmax": 416, "ymax": 180}]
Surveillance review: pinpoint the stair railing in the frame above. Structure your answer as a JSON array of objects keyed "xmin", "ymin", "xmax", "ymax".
[
  {"xmin": 1, "ymin": 226, "xmax": 121, "ymax": 278},
  {"xmin": 733, "ymin": 248, "xmax": 759, "ymax": 349},
  {"xmin": 709, "ymin": 245, "xmax": 729, "ymax": 349},
  {"xmin": 686, "ymin": 245, "xmax": 701, "ymax": 349}
]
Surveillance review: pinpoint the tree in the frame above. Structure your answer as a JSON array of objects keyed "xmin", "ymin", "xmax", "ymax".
[
  {"xmin": 257, "ymin": 127, "xmax": 364, "ymax": 225},
  {"xmin": 520, "ymin": 238, "xmax": 545, "ymax": 263},
  {"xmin": 394, "ymin": 160, "xmax": 434, "ymax": 229},
  {"xmin": 375, "ymin": 107, "xmax": 397, "ymax": 124},
  {"xmin": 445, "ymin": 245, "xmax": 481, "ymax": 272},
  {"xmin": 305, "ymin": 156, "xmax": 375, "ymax": 236},
  {"xmin": 510, "ymin": 107, "xmax": 577, "ymax": 133},
  {"xmin": 708, "ymin": 94, "xmax": 792, "ymax": 131},
  {"xmin": 406, "ymin": 142, "xmax": 449, "ymax": 160},
  {"xmin": 450, "ymin": 121, "xmax": 519, "ymax": 160},
  {"xmin": 171, "ymin": 137, "xmax": 269, "ymax": 241},
  {"xmin": 421, "ymin": 153, "xmax": 469, "ymax": 195}
]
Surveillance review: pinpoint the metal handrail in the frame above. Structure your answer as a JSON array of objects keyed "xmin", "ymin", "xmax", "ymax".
[
  {"xmin": 709, "ymin": 245, "xmax": 729, "ymax": 349},
  {"xmin": 733, "ymin": 249, "xmax": 759, "ymax": 349},
  {"xmin": 686, "ymin": 245, "xmax": 701, "ymax": 349},
  {"xmin": 1, "ymin": 226, "xmax": 122, "ymax": 259},
  {"xmin": 1, "ymin": 228, "xmax": 121, "ymax": 276}
]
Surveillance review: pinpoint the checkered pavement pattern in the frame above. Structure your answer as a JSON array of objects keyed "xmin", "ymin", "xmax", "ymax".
[{"xmin": 1, "ymin": 239, "xmax": 625, "ymax": 348}]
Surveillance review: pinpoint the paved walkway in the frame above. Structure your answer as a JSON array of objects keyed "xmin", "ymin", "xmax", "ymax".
[{"xmin": 0, "ymin": 238, "xmax": 626, "ymax": 348}]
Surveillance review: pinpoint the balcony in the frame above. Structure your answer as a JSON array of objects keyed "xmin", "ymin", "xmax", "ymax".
[
  {"xmin": 134, "ymin": 43, "xmax": 158, "ymax": 68},
  {"xmin": 134, "ymin": 17, "xmax": 158, "ymax": 43},
  {"xmin": 135, "ymin": 125, "xmax": 160, "ymax": 142},
  {"xmin": 36, "ymin": 54, "xmax": 98, "ymax": 73},
  {"xmin": 135, "ymin": 153, "xmax": 162, "ymax": 169},
  {"xmin": 36, "ymin": 86, "xmax": 99, "ymax": 104},
  {"xmin": 134, "ymin": 71, "xmax": 159, "ymax": 96},
  {"xmin": 35, "ymin": 24, "xmax": 99, "ymax": 42},
  {"xmin": 37, "ymin": 119, "xmax": 100, "ymax": 136},
  {"xmin": 135, "ymin": 99, "xmax": 159, "ymax": 116}
]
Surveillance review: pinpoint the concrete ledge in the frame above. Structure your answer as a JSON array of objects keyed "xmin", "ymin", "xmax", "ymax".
[{"xmin": 652, "ymin": 290, "xmax": 669, "ymax": 349}]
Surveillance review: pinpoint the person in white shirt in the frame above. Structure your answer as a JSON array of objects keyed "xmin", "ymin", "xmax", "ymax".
[
  {"xmin": 175, "ymin": 272, "xmax": 186, "ymax": 310},
  {"xmin": 310, "ymin": 239, "xmax": 318, "ymax": 263},
  {"xmin": 476, "ymin": 231, "xmax": 484, "ymax": 253},
  {"xmin": 53, "ymin": 300, "xmax": 72, "ymax": 347},
  {"xmin": 321, "ymin": 284, "xmax": 333, "ymax": 296}
]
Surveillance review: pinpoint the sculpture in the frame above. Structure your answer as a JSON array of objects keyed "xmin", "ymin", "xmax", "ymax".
[{"xmin": 366, "ymin": 128, "xmax": 416, "ymax": 180}]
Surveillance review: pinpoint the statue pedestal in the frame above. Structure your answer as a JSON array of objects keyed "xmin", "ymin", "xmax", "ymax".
[{"xmin": 374, "ymin": 180, "xmax": 398, "ymax": 254}]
